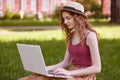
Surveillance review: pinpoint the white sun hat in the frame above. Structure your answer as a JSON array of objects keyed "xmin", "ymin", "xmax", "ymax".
[{"xmin": 61, "ymin": 1, "xmax": 87, "ymax": 18}]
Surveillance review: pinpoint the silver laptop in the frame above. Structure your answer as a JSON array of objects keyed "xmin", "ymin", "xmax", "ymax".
[{"xmin": 17, "ymin": 43, "xmax": 73, "ymax": 78}]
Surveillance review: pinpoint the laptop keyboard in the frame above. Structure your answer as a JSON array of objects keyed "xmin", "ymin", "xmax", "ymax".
[
  {"xmin": 47, "ymin": 71, "xmax": 73, "ymax": 78},
  {"xmin": 48, "ymin": 71, "xmax": 66, "ymax": 76}
]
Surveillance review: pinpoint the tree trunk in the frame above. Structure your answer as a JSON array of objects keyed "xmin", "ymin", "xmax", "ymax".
[{"xmin": 110, "ymin": 0, "xmax": 120, "ymax": 24}]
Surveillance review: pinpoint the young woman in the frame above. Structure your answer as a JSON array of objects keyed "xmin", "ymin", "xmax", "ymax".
[{"xmin": 18, "ymin": 1, "xmax": 101, "ymax": 80}]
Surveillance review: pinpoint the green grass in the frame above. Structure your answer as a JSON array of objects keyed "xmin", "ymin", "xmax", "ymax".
[
  {"xmin": 0, "ymin": 20, "xmax": 59, "ymax": 26},
  {"xmin": 0, "ymin": 26, "xmax": 120, "ymax": 80},
  {"xmin": 0, "ymin": 19, "xmax": 116, "ymax": 27}
]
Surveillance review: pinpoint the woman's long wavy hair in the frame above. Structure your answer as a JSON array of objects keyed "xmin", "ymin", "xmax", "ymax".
[{"xmin": 60, "ymin": 10, "xmax": 98, "ymax": 45}]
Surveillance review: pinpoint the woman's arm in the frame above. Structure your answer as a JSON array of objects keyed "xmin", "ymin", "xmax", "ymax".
[
  {"xmin": 53, "ymin": 32, "xmax": 101, "ymax": 76},
  {"xmin": 46, "ymin": 47, "xmax": 71, "ymax": 71},
  {"xmin": 70, "ymin": 32, "xmax": 101, "ymax": 76}
]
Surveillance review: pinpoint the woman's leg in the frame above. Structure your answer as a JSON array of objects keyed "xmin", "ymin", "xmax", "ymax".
[{"xmin": 18, "ymin": 74, "xmax": 49, "ymax": 80}]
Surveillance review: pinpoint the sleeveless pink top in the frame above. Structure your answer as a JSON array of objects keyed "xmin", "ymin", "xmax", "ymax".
[{"xmin": 68, "ymin": 34, "xmax": 92, "ymax": 66}]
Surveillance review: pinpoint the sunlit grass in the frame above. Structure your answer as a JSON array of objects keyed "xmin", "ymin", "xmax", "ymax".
[
  {"xmin": 1, "ymin": 26, "xmax": 120, "ymax": 41},
  {"xmin": 95, "ymin": 26, "xmax": 120, "ymax": 39},
  {"xmin": 0, "ymin": 26, "xmax": 120, "ymax": 80},
  {"xmin": 0, "ymin": 30, "xmax": 64, "ymax": 42}
]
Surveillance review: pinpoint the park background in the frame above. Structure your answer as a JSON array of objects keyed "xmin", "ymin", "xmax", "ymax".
[{"xmin": 0, "ymin": 0, "xmax": 120, "ymax": 80}]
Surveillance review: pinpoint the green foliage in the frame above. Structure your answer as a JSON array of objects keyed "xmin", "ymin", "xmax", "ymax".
[
  {"xmin": 77, "ymin": 0, "xmax": 99, "ymax": 11},
  {"xmin": 1, "ymin": 9, "xmax": 20, "ymax": 20},
  {"xmin": 0, "ymin": 19, "xmax": 111, "ymax": 27},
  {"xmin": 24, "ymin": 14, "xmax": 37, "ymax": 20},
  {"xmin": 77, "ymin": 0, "xmax": 105, "ymax": 19},
  {"xmin": 51, "ymin": 12, "xmax": 59, "ymax": 20},
  {"xmin": 51, "ymin": 6, "xmax": 60, "ymax": 20},
  {"xmin": 10, "ymin": 13, "xmax": 20, "ymax": 19},
  {"xmin": 91, "ymin": 4, "xmax": 103, "ymax": 19},
  {"xmin": 1, "ymin": 9, "xmax": 11, "ymax": 19},
  {"xmin": 0, "ymin": 20, "xmax": 59, "ymax": 26}
]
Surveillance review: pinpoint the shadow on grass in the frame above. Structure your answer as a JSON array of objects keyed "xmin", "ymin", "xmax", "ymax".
[{"xmin": 0, "ymin": 39, "xmax": 120, "ymax": 80}]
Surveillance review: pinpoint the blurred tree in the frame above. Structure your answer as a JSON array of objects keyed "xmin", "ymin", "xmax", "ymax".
[
  {"xmin": 76, "ymin": 0, "xmax": 99, "ymax": 11},
  {"xmin": 111, "ymin": 0, "xmax": 120, "ymax": 24},
  {"xmin": 76, "ymin": 0, "xmax": 102, "ymax": 19}
]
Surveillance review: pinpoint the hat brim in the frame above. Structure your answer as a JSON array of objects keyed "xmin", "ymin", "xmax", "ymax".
[{"xmin": 61, "ymin": 8, "xmax": 87, "ymax": 19}]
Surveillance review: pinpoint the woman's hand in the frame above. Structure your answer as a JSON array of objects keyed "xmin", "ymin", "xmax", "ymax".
[
  {"xmin": 46, "ymin": 66, "xmax": 53, "ymax": 71},
  {"xmin": 52, "ymin": 68, "xmax": 71, "ymax": 76}
]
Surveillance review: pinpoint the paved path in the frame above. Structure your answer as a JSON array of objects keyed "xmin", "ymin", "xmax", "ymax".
[{"xmin": 0, "ymin": 26, "xmax": 60, "ymax": 30}]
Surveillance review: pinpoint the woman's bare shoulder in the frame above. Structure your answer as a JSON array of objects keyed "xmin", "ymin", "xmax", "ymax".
[{"xmin": 86, "ymin": 31, "xmax": 97, "ymax": 46}]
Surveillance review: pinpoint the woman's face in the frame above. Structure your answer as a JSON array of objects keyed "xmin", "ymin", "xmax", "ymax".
[{"xmin": 62, "ymin": 11, "xmax": 76, "ymax": 29}]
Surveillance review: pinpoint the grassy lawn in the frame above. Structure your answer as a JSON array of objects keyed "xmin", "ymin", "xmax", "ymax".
[
  {"xmin": 0, "ymin": 26, "xmax": 120, "ymax": 80},
  {"xmin": 0, "ymin": 19, "xmax": 115, "ymax": 27},
  {"xmin": 0, "ymin": 20, "xmax": 59, "ymax": 26}
]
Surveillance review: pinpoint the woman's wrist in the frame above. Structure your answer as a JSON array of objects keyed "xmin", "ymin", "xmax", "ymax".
[{"xmin": 69, "ymin": 70, "xmax": 79, "ymax": 76}]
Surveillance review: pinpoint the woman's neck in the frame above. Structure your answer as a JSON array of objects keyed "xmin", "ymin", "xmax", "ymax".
[
  {"xmin": 71, "ymin": 32, "xmax": 80, "ymax": 45},
  {"xmin": 71, "ymin": 29, "xmax": 88, "ymax": 44}
]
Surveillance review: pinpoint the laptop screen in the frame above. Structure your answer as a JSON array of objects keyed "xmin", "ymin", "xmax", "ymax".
[{"xmin": 17, "ymin": 44, "xmax": 48, "ymax": 75}]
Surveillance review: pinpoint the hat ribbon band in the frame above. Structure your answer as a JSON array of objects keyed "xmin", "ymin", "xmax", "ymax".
[{"xmin": 63, "ymin": 6, "xmax": 84, "ymax": 14}]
